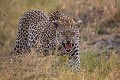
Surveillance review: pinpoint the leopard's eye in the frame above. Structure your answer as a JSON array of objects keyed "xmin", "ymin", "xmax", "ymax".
[
  {"xmin": 61, "ymin": 32, "xmax": 65, "ymax": 35},
  {"xmin": 71, "ymin": 32, "xmax": 75, "ymax": 35}
]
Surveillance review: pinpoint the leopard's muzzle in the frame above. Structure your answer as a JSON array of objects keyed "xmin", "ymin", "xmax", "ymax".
[{"xmin": 62, "ymin": 41, "xmax": 74, "ymax": 53}]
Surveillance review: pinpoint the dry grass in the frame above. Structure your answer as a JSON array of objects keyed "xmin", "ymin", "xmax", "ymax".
[
  {"xmin": 0, "ymin": 0, "xmax": 120, "ymax": 80},
  {"xmin": 0, "ymin": 50, "xmax": 119, "ymax": 80}
]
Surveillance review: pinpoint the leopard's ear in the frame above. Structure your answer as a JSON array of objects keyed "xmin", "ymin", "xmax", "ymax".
[
  {"xmin": 52, "ymin": 20, "xmax": 60, "ymax": 28},
  {"xmin": 75, "ymin": 20, "xmax": 83, "ymax": 28}
]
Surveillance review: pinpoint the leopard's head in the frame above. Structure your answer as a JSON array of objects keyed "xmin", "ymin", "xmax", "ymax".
[{"xmin": 52, "ymin": 15, "xmax": 82, "ymax": 53}]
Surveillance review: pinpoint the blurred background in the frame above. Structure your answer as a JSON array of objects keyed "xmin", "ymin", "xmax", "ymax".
[{"xmin": 0, "ymin": 0, "xmax": 120, "ymax": 80}]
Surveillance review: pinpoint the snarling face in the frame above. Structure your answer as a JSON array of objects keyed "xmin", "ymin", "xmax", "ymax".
[
  {"xmin": 59, "ymin": 30, "xmax": 76, "ymax": 53},
  {"xmin": 53, "ymin": 19, "xmax": 82, "ymax": 53}
]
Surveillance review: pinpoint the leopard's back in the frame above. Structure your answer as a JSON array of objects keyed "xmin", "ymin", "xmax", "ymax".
[{"xmin": 13, "ymin": 10, "xmax": 50, "ymax": 53}]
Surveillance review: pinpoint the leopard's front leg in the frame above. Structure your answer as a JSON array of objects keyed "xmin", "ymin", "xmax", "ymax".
[{"xmin": 68, "ymin": 42, "xmax": 80, "ymax": 72}]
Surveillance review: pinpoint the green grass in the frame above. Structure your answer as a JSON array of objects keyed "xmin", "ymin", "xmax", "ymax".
[{"xmin": 81, "ymin": 50, "xmax": 119, "ymax": 80}]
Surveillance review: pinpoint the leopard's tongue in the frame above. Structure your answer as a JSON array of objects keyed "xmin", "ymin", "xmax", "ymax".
[{"xmin": 65, "ymin": 43, "xmax": 72, "ymax": 51}]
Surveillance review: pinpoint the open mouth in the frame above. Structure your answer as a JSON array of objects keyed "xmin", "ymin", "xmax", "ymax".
[{"xmin": 62, "ymin": 41, "xmax": 74, "ymax": 53}]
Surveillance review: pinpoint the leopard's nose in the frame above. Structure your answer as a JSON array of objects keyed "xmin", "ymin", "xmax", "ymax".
[
  {"xmin": 66, "ymin": 37, "xmax": 71, "ymax": 42},
  {"xmin": 66, "ymin": 41, "xmax": 70, "ymax": 44}
]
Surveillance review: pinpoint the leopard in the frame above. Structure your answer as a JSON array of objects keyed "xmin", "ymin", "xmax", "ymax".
[{"xmin": 13, "ymin": 10, "xmax": 82, "ymax": 72}]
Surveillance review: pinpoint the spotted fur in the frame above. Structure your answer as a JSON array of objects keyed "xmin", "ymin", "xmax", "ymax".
[
  {"xmin": 13, "ymin": 10, "xmax": 82, "ymax": 72},
  {"xmin": 13, "ymin": 10, "xmax": 57, "ymax": 55}
]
